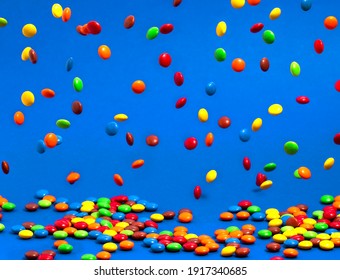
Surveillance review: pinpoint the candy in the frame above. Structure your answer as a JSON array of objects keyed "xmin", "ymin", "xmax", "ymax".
[
  {"xmin": 320, "ymin": 195, "xmax": 334, "ymax": 204},
  {"xmin": 29, "ymin": 49, "xmax": 38, "ymax": 64},
  {"xmin": 214, "ymin": 48, "xmax": 226, "ymax": 61},
  {"xmin": 264, "ymin": 163, "xmax": 276, "ymax": 172},
  {"xmin": 250, "ymin": 23, "xmax": 264, "ymax": 33},
  {"xmin": 252, "ymin": 118, "xmax": 262, "ymax": 131},
  {"xmin": 126, "ymin": 132, "xmax": 134, "ymax": 146},
  {"xmin": 73, "ymin": 77, "xmax": 83, "ymax": 92},
  {"xmin": 132, "ymin": 80, "xmax": 146, "ymax": 94},
  {"xmin": 174, "ymin": 72, "xmax": 184, "ymax": 86},
  {"xmin": 296, "ymin": 96, "xmax": 310, "ymax": 104},
  {"xmin": 105, "ymin": 121, "xmax": 119, "ymax": 136},
  {"xmin": 81, "ymin": 254, "xmax": 97, "ymax": 260},
  {"xmin": 333, "ymin": 133, "xmax": 340, "ymax": 144},
  {"xmin": 173, "ymin": 0, "xmax": 182, "ymax": 7},
  {"xmin": 198, "ymin": 108, "xmax": 208, "ymax": 122},
  {"xmin": 301, "ymin": 0, "xmax": 312, "ymax": 11},
  {"xmin": 243, "ymin": 157, "xmax": 251, "ymax": 170},
  {"xmin": 247, "ymin": 0, "xmax": 261, "ymax": 5},
  {"xmin": 66, "ymin": 57, "xmax": 73, "ymax": 71},
  {"xmin": 314, "ymin": 39, "xmax": 324, "ymax": 54},
  {"xmin": 218, "ymin": 116, "xmax": 231, "ymax": 128},
  {"xmin": 98, "ymin": 45, "xmax": 111, "ymax": 60},
  {"xmin": 206, "ymin": 82, "xmax": 216, "ymax": 96},
  {"xmin": 146, "ymin": 27, "xmax": 159, "ymax": 40},
  {"xmin": 66, "ymin": 172, "xmax": 80, "ymax": 184},
  {"xmin": 260, "ymin": 180, "xmax": 273, "ymax": 190},
  {"xmin": 239, "ymin": 129, "xmax": 250, "ymax": 142},
  {"xmin": 231, "ymin": 0, "xmax": 245, "ymax": 9},
  {"xmin": 284, "ymin": 141, "xmax": 299, "ymax": 155},
  {"xmin": 268, "ymin": 104, "xmax": 283, "ymax": 116},
  {"xmin": 56, "ymin": 119, "xmax": 70, "ymax": 129},
  {"xmin": 324, "ymin": 158, "xmax": 335, "ymax": 170},
  {"xmin": 44, "ymin": 133, "xmax": 58, "ymax": 148},
  {"xmin": 194, "ymin": 186, "xmax": 202, "ymax": 199},
  {"xmin": 41, "ymin": 88, "xmax": 55, "ymax": 98},
  {"xmin": 319, "ymin": 240, "xmax": 334, "ymax": 250},
  {"xmin": 62, "ymin": 7, "xmax": 71, "ymax": 22},
  {"xmin": 0, "ymin": 18, "xmax": 8, "ymax": 27},
  {"xmin": 216, "ymin": 21, "xmax": 227, "ymax": 36},
  {"xmin": 324, "ymin": 16, "xmax": 338, "ymax": 30},
  {"xmin": 22, "ymin": 23, "xmax": 37, "ymax": 37},
  {"xmin": 269, "ymin": 8, "xmax": 281, "ymax": 20},
  {"xmin": 184, "ymin": 137, "xmax": 198, "ymax": 150},
  {"xmin": 290, "ymin": 61, "xmax": 301, "ymax": 77},
  {"xmin": 160, "ymin": 24, "xmax": 174, "ymax": 34},
  {"xmin": 263, "ymin": 30, "xmax": 275, "ymax": 44},
  {"xmin": 260, "ymin": 57, "xmax": 270, "ymax": 72},
  {"xmin": 206, "ymin": 170, "xmax": 217, "ymax": 183},
  {"xmin": 231, "ymin": 58, "xmax": 246, "ymax": 72},
  {"xmin": 298, "ymin": 167, "xmax": 311, "ymax": 179},
  {"xmin": 132, "ymin": 159, "xmax": 144, "ymax": 168},
  {"xmin": 86, "ymin": 21, "xmax": 102, "ymax": 34},
  {"xmin": 124, "ymin": 15, "xmax": 135, "ymax": 29},
  {"xmin": 21, "ymin": 91, "xmax": 35, "ymax": 106},
  {"xmin": 21, "ymin": 47, "xmax": 32, "ymax": 61},
  {"xmin": 159, "ymin": 53, "xmax": 172, "ymax": 67},
  {"xmin": 205, "ymin": 132, "xmax": 214, "ymax": 147}
]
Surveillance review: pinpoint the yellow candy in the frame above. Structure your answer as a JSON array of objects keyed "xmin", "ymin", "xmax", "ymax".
[
  {"xmin": 198, "ymin": 108, "xmax": 209, "ymax": 122},
  {"xmin": 302, "ymin": 218, "xmax": 316, "ymax": 225},
  {"xmin": 114, "ymin": 114, "xmax": 128, "ymax": 122},
  {"xmin": 260, "ymin": 180, "xmax": 273, "ymax": 190},
  {"xmin": 115, "ymin": 222, "xmax": 129, "ymax": 229},
  {"xmin": 52, "ymin": 3, "xmax": 63, "ymax": 18},
  {"xmin": 21, "ymin": 91, "xmax": 35, "ymax": 106},
  {"xmin": 221, "ymin": 246, "xmax": 236, "ymax": 257},
  {"xmin": 319, "ymin": 240, "xmax": 334, "ymax": 250},
  {"xmin": 298, "ymin": 240, "xmax": 313, "ymax": 250},
  {"xmin": 21, "ymin": 47, "xmax": 32, "ymax": 61},
  {"xmin": 316, "ymin": 233, "xmax": 330, "ymax": 240},
  {"xmin": 131, "ymin": 204, "xmax": 145, "ymax": 212},
  {"xmin": 71, "ymin": 217, "xmax": 84, "ymax": 224},
  {"xmin": 185, "ymin": 233, "xmax": 198, "ymax": 240},
  {"xmin": 266, "ymin": 213, "xmax": 280, "ymax": 220},
  {"xmin": 265, "ymin": 208, "xmax": 280, "ymax": 215},
  {"xmin": 294, "ymin": 227, "xmax": 307, "ymax": 235},
  {"xmin": 103, "ymin": 242, "xmax": 118, "ymax": 252},
  {"xmin": 331, "ymin": 232, "xmax": 340, "ymax": 239},
  {"xmin": 230, "ymin": 0, "xmax": 245, "ymax": 9},
  {"xmin": 268, "ymin": 218, "xmax": 283, "ymax": 227},
  {"xmin": 268, "ymin": 104, "xmax": 283, "ymax": 116},
  {"xmin": 251, "ymin": 118, "xmax": 262, "ymax": 132},
  {"xmin": 269, "ymin": 7, "xmax": 281, "ymax": 20},
  {"xmin": 216, "ymin": 21, "xmax": 227, "ymax": 37},
  {"xmin": 80, "ymin": 205, "xmax": 94, "ymax": 212},
  {"xmin": 150, "ymin": 213, "xmax": 164, "ymax": 222},
  {"xmin": 324, "ymin": 157, "xmax": 335, "ymax": 170},
  {"xmin": 206, "ymin": 169, "xmax": 217, "ymax": 183},
  {"xmin": 272, "ymin": 234, "xmax": 287, "ymax": 243},
  {"xmin": 82, "ymin": 200, "xmax": 95, "ymax": 206},
  {"xmin": 18, "ymin": 229, "xmax": 34, "ymax": 239},
  {"xmin": 283, "ymin": 229, "xmax": 297, "ymax": 238},
  {"xmin": 84, "ymin": 217, "xmax": 96, "ymax": 225},
  {"xmin": 103, "ymin": 230, "xmax": 117, "ymax": 237},
  {"xmin": 22, "ymin": 23, "xmax": 37, "ymax": 37}
]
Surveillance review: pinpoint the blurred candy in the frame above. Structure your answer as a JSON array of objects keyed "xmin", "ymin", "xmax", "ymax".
[
  {"xmin": 87, "ymin": 21, "xmax": 102, "ymax": 34},
  {"xmin": 14, "ymin": 111, "xmax": 24, "ymax": 125},
  {"xmin": 113, "ymin": 174, "xmax": 124, "ymax": 186},
  {"xmin": 268, "ymin": 104, "xmax": 283, "ymax": 116},
  {"xmin": 67, "ymin": 172, "xmax": 80, "ymax": 184},
  {"xmin": 206, "ymin": 82, "xmax": 216, "ymax": 96},
  {"xmin": 44, "ymin": 133, "xmax": 58, "ymax": 148},
  {"xmin": 41, "ymin": 88, "xmax": 55, "ymax": 98},
  {"xmin": 247, "ymin": 0, "xmax": 261, "ymax": 5},
  {"xmin": 263, "ymin": 30, "xmax": 275, "ymax": 44},
  {"xmin": 0, "ymin": 18, "xmax": 8, "ymax": 27},
  {"xmin": 324, "ymin": 158, "xmax": 335, "ymax": 170},
  {"xmin": 250, "ymin": 23, "xmax": 264, "ymax": 33},
  {"xmin": 214, "ymin": 48, "xmax": 226, "ymax": 61},
  {"xmin": 301, "ymin": 0, "xmax": 312, "ymax": 11},
  {"xmin": 194, "ymin": 186, "xmax": 201, "ymax": 199},
  {"xmin": 22, "ymin": 23, "xmax": 37, "ymax": 37},
  {"xmin": 21, "ymin": 91, "xmax": 35, "ymax": 106},
  {"xmin": 243, "ymin": 157, "xmax": 251, "ymax": 170},
  {"xmin": 218, "ymin": 116, "xmax": 231, "ymax": 128},
  {"xmin": 239, "ymin": 128, "xmax": 251, "ymax": 142},
  {"xmin": 98, "ymin": 45, "xmax": 111, "ymax": 60},
  {"xmin": 334, "ymin": 133, "xmax": 340, "ymax": 144},
  {"xmin": 21, "ymin": 47, "xmax": 32, "ymax": 61},
  {"xmin": 216, "ymin": 21, "xmax": 227, "ymax": 36},
  {"xmin": 175, "ymin": 97, "xmax": 187, "ymax": 109},
  {"xmin": 73, "ymin": 77, "xmax": 83, "ymax": 92},
  {"xmin": 231, "ymin": 0, "xmax": 245, "ymax": 9},
  {"xmin": 124, "ymin": 15, "xmax": 135, "ymax": 29},
  {"xmin": 314, "ymin": 39, "xmax": 324, "ymax": 54},
  {"xmin": 251, "ymin": 118, "xmax": 262, "ymax": 132},
  {"xmin": 159, "ymin": 53, "xmax": 172, "ymax": 67},
  {"xmin": 260, "ymin": 180, "xmax": 273, "ymax": 190},
  {"xmin": 2, "ymin": 161, "xmax": 9, "ymax": 174},
  {"xmin": 298, "ymin": 167, "xmax": 311, "ymax": 179},
  {"xmin": 29, "ymin": 49, "xmax": 38, "ymax": 64},
  {"xmin": 205, "ymin": 132, "xmax": 214, "ymax": 147},
  {"xmin": 206, "ymin": 170, "xmax": 217, "ymax": 183},
  {"xmin": 284, "ymin": 141, "xmax": 299, "ymax": 155},
  {"xmin": 56, "ymin": 119, "xmax": 71, "ymax": 129},
  {"xmin": 105, "ymin": 122, "xmax": 119, "ymax": 136},
  {"xmin": 72, "ymin": 101, "xmax": 82, "ymax": 114},
  {"xmin": 52, "ymin": 3, "xmax": 63, "ymax": 18},
  {"xmin": 290, "ymin": 61, "xmax": 301, "ymax": 77},
  {"xmin": 184, "ymin": 137, "xmax": 198, "ymax": 150},
  {"xmin": 232, "ymin": 58, "xmax": 245, "ymax": 72},
  {"xmin": 335, "ymin": 81, "xmax": 340, "ymax": 92},
  {"xmin": 146, "ymin": 27, "xmax": 159, "ymax": 40},
  {"xmin": 174, "ymin": 72, "xmax": 184, "ymax": 86},
  {"xmin": 198, "ymin": 108, "xmax": 208, "ymax": 122},
  {"xmin": 114, "ymin": 114, "xmax": 128, "ymax": 122},
  {"xmin": 160, "ymin": 24, "xmax": 174, "ymax": 34},
  {"xmin": 173, "ymin": 0, "xmax": 182, "ymax": 7},
  {"xmin": 132, "ymin": 159, "xmax": 144, "ymax": 169},
  {"xmin": 126, "ymin": 132, "xmax": 134, "ymax": 146},
  {"xmin": 324, "ymin": 16, "xmax": 338, "ymax": 30},
  {"xmin": 62, "ymin": 7, "xmax": 71, "ymax": 22},
  {"xmin": 132, "ymin": 80, "xmax": 146, "ymax": 94},
  {"xmin": 296, "ymin": 96, "xmax": 309, "ymax": 104},
  {"xmin": 260, "ymin": 57, "xmax": 270, "ymax": 71},
  {"xmin": 269, "ymin": 8, "xmax": 281, "ymax": 20},
  {"xmin": 37, "ymin": 140, "xmax": 46, "ymax": 154},
  {"xmin": 66, "ymin": 57, "xmax": 73, "ymax": 71}
]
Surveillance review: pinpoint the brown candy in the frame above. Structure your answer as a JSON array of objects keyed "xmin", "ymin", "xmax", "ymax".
[
  {"xmin": 218, "ymin": 116, "xmax": 231, "ymax": 128},
  {"xmin": 131, "ymin": 221, "xmax": 145, "ymax": 230},
  {"xmin": 1, "ymin": 161, "xmax": 9, "ymax": 174},
  {"xmin": 267, "ymin": 226, "xmax": 281, "ymax": 235},
  {"xmin": 125, "ymin": 225, "xmax": 139, "ymax": 232},
  {"xmin": 123, "ymin": 15, "xmax": 135, "ymax": 29},
  {"xmin": 296, "ymin": 204, "xmax": 308, "ymax": 212},
  {"xmin": 72, "ymin": 101, "xmax": 82, "ymax": 115},
  {"xmin": 25, "ymin": 250, "xmax": 40, "ymax": 260},
  {"xmin": 266, "ymin": 242, "xmax": 281, "ymax": 252},
  {"xmin": 162, "ymin": 211, "xmax": 175, "ymax": 220},
  {"xmin": 22, "ymin": 222, "xmax": 35, "ymax": 230},
  {"xmin": 146, "ymin": 135, "xmax": 159, "ymax": 147},
  {"xmin": 126, "ymin": 132, "xmax": 134, "ymax": 146},
  {"xmin": 285, "ymin": 217, "xmax": 299, "ymax": 227},
  {"xmin": 131, "ymin": 231, "xmax": 146, "ymax": 240},
  {"xmin": 235, "ymin": 247, "xmax": 250, "ymax": 258},
  {"xmin": 25, "ymin": 202, "xmax": 39, "ymax": 212}
]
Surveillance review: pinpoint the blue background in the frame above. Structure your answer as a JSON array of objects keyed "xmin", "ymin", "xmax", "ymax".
[{"xmin": 0, "ymin": 0, "xmax": 340, "ymax": 260}]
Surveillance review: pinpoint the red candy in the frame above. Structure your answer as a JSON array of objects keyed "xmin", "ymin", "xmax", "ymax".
[
  {"xmin": 296, "ymin": 96, "xmax": 310, "ymax": 104},
  {"xmin": 54, "ymin": 219, "xmax": 70, "ymax": 229},
  {"xmin": 144, "ymin": 220, "xmax": 158, "ymax": 229},
  {"xmin": 73, "ymin": 221, "xmax": 88, "ymax": 230},
  {"xmin": 45, "ymin": 225, "xmax": 57, "ymax": 234},
  {"xmin": 159, "ymin": 53, "xmax": 172, "ymax": 67},
  {"xmin": 183, "ymin": 242, "xmax": 198, "ymax": 251},
  {"xmin": 160, "ymin": 24, "xmax": 174, "ymax": 34},
  {"xmin": 111, "ymin": 195, "xmax": 129, "ymax": 203},
  {"xmin": 194, "ymin": 186, "xmax": 202, "ymax": 199},
  {"xmin": 173, "ymin": 236, "xmax": 187, "ymax": 244},
  {"xmin": 250, "ymin": 23, "xmax": 264, "ymax": 33},
  {"xmin": 113, "ymin": 234, "xmax": 129, "ymax": 242},
  {"xmin": 125, "ymin": 213, "xmax": 138, "ymax": 221},
  {"xmin": 174, "ymin": 72, "xmax": 184, "ymax": 86},
  {"xmin": 159, "ymin": 239, "xmax": 172, "ymax": 246},
  {"xmin": 314, "ymin": 39, "xmax": 324, "ymax": 54},
  {"xmin": 333, "ymin": 133, "xmax": 340, "ymax": 144},
  {"xmin": 184, "ymin": 137, "xmax": 198, "ymax": 150},
  {"xmin": 86, "ymin": 20, "xmax": 102, "ymax": 34},
  {"xmin": 335, "ymin": 81, "xmax": 340, "ymax": 92},
  {"xmin": 270, "ymin": 256, "xmax": 284, "ymax": 260},
  {"xmin": 158, "ymin": 235, "xmax": 173, "ymax": 241},
  {"xmin": 256, "ymin": 173, "xmax": 267, "ymax": 186},
  {"xmin": 238, "ymin": 200, "xmax": 252, "ymax": 209},
  {"xmin": 243, "ymin": 157, "xmax": 251, "ymax": 171},
  {"xmin": 290, "ymin": 235, "xmax": 304, "ymax": 242},
  {"xmin": 323, "ymin": 211, "xmax": 336, "ymax": 220},
  {"xmin": 38, "ymin": 254, "xmax": 54, "ymax": 260},
  {"xmin": 175, "ymin": 97, "xmax": 187, "ymax": 109}
]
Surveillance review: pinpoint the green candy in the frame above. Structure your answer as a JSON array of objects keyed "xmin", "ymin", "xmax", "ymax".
[
  {"xmin": 81, "ymin": 254, "xmax": 97, "ymax": 260},
  {"xmin": 0, "ymin": 18, "xmax": 8, "ymax": 27},
  {"xmin": 320, "ymin": 195, "xmax": 334, "ymax": 204},
  {"xmin": 290, "ymin": 61, "xmax": 301, "ymax": 77},
  {"xmin": 159, "ymin": 230, "xmax": 173, "ymax": 236},
  {"xmin": 312, "ymin": 210, "xmax": 324, "ymax": 219},
  {"xmin": 294, "ymin": 169, "xmax": 301, "ymax": 179},
  {"xmin": 257, "ymin": 229, "xmax": 272, "ymax": 239},
  {"xmin": 73, "ymin": 77, "xmax": 83, "ymax": 92},
  {"xmin": 247, "ymin": 205, "xmax": 261, "ymax": 214},
  {"xmin": 74, "ymin": 230, "xmax": 88, "ymax": 239},
  {"xmin": 31, "ymin": 225, "xmax": 44, "ymax": 232},
  {"xmin": 146, "ymin": 27, "xmax": 159, "ymax": 40},
  {"xmin": 303, "ymin": 231, "xmax": 317, "ymax": 239},
  {"xmin": 98, "ymin": 208, "xmax": 112, "ymax": 217},
  {"xmin": 91, "ymin": 212, "xmax": 100, "ymax": 218},
  {"xmin": 2, "ymin": 202, "xmax": 16, "ymax": 211},
  {"xmin": 56, "ymin": 119, "xmax": 71, "ymax": 129},
  {"xmin": 264, "ymin": 162, "xmax": 276, "ymax": 172},
  {"xmin": 281, "ymin": 226, "xmax": 294, "ymax": 232},
  {"xmin": 53, "ymin": 230, "xmax": 68, "ymax": 239},
  {"xmin": 166, "ymin": 242, "xmax": 182, "ymax": 252},
  {"xmin": 118, "ymin": 204, "xmax": 131, "ymax": 213},
  {"xmin": 38, "ymin": 199, "xmax": 52, "ymax": 208},
  {"xmin": 97, "ymin": 201, "xmax": 110, "ymax": 209},
  {"xmin": 262, "ymin": 30, "xmax": 275, "ymax": 44},
  {"xmin": 120, "ymin": 229, "xmax": 134, "ymax": 236},
  {"xmin": 226, "ymin": 226, "xmax": 239, "ymax": 233},
  {"xmin": 314, "ymin": 222, "xmax": 328, "ymax": 232},
  {"xmin": 97, "ymin": 197, "xmax": 111, "ymax": 204},
  {"xmin": 214, "ymin": 48, "xmax": 226, "ymax": 62},
  {"xmin": 58, "ymin": 244, "xmax": 73, "ymax": 253},
  {"xmin": 284, "ymin": 141, "xmax": 299, "ymax": 155},
  {"xmin": 0, "ymin": 223, "xmax": 5, "ymax": 232},
  {"xmin": 100, "ymin": 219, "xmax": 113, "ymax": 228}
]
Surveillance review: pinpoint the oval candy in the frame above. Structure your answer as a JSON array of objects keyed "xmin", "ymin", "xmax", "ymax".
[
  {"xmin": 314, "ymin": 39, "xmax": 324, "ymax": 54},
  {"xmin": 174, "ymin": 72, "xmax": 184, "ymax": 86},
  {"xmin": 250, "ymin": 23, "xmax": 264, "ymax": 33},
  {"xmin": 296, "ymin": 96, "xmax": 310, "ymax": 104},
  {"xmin": 124, "ymin": 15, "xmax": 135, "ymax": 29},
  {"xmin": 160, "ymin": 23, "xmax": 174, "ymax": 34}
]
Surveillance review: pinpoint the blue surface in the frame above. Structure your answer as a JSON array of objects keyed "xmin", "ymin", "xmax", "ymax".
[{"xmin": 0, "ymin": 0, "xmax": 340, "ymax": 260}]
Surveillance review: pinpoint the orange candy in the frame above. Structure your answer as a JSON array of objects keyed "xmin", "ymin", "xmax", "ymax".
[
  {"xmin": 229, "ymin": 230, "xmax": 244, "ymax": 239},
  {"xmin": 324, "ymin": 16, "xmax": 338, "ymax": 30},
  {"xmin": 87, "ymin": 223, "xmax": 100, "ymax": 231},
  {"xmin": 96, "ymin": 251, "xmax": 111, "ymax": 260},
  {"xmin": 195, "ymin": 246, "xmax": 210, "ymax": 256},
  {"xmin": 44, "ymin": 133, "xmax": 58, "ymax": 148},
  {"xmin": 62, "ymin": 7, "xmax": 72, "ymax": 22},
  {"xmin": 0, "ymin": 196, "xmax": 8, "ymax": 206},
  {"xmin": 54, "ymin": 240, "xmax": 68, "ymax": 248},
  {"xmin": 205, "ymin": 242, "xmax": 220, "ymax": 252},
  {"xmin": 231, "ymin": 58, "xmax": 246, "ymax": 72},
  {"xmin": 236, "ymin": 211, "xmax": 250, "ymax": 220},
  {"xmin": 113, "ymin": 174, "xmax": 124, "ymax": 186},
  {"xmin": 247, "ymin": 0, "xmax": 261, "ymax": 5},
  {"xmin": 131, "ymin": 159, "xmax": 144, "ymax": 169},
  {"xmin": 66, "ymin": 171, "xmax": 80, "ymax": 184},
  {"xmin": 119, "ymin": 240, "xmax": 134, "ymax": 250},
  {"xmin": 41, "ymin": 88, "xmax": 55, "ymax": 98},
  {"xmin": 173, "ymin": 230, "xmax": 187, "ymax": 237},
  {"xmin": 283, "ymin": 248, "xmax": 299, "ymax": 258},
  {"xmin": 220, "ymin": 212, "xmax": 234, "ymax": 221},
  {"xmin": 178, "ymin": 212, "xmax": 193, "ymax": 223},
  {"xmin": 287, "ymin": 206, "xmax": 300, "ymax": 214},
  {"xmin": 63, "ymin": 227, "xmax": 76, "ymax": 236},
  {"xmin": 132, "ymin": 80, "xmax": 146, "ymax": 94},
  {"xmin": 14, "ymin": 111, "xmax": 24, "ymax": 125},
  {"xmin": 146, "ymin": 233, "xmax": 159, "ymax": 239},
  {"xmin": 205, "ymin": 132, "xmax": 214, "ymax": 147},
  {"xmin": 43, "ymin": 195, "xmax": 56, "ymax": 203},
  {"xmin": 298, "ymin": 167, "xmax": 311, "ymax": 179},
  {"xmin": 300, "ymin": 223, "xmax": 314, "ymax": 230},
  {"xmin": 55, "ymin": 202, "xmax": 69, "ymax": 212},
  {"xmin": 242, "ymin": 224, "xmax": 256, "ymax": 232},
  {"xmin": 214, "ymin": 229, "xmax": 228, "ymax": 236},
  {"xmin": 98, "ymin": 45, "xmax": 111, "ymax": 60},
  {"xmin": 331, "ymin": 238, "xmax": 340, "ymax": 247},
  {"xmin": 241, "ymin": 235, "xmax": 256, "ymax": 244},
  {"xmin": 216, "ymin": 233, "xmax": 230, "ymax": 243},
  {"xmin": 174, "ymin": 226, "xmax": 188, "ymax": 232},
  {"xmin": 333, "ymin": 201, "xmax": 340, "ymax": 210}
]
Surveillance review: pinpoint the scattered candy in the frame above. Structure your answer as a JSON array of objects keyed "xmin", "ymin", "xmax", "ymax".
[
  {"xmin": 216, "ymin": 21, "xmax": 227, "ymax": 37},
  {"xmin": 290, "ymin": 61, "xmax": 301, "ymax": 77},
  {"xmin": 14, "ymin": 111, "xmax": 24, "ymax": 125},
  {"xmin": 22, "ymin": 23, "xmax": 37, "ymax": 38},
  {"xmin": 146, "ymin": 27, "xmax": 159, "ymax": 40},
  {"xmin": 263, "ymin": 30, "xmax": 275, "ymax": 44},
  {"xmin": 269, "ymin": 8, "xmax": 281, "ymax": 20},
  {"xmin": 250, "ymin": 23, "xmax": 264, "ymax": 33},
  {"xmin": 160, "ymin": 24, "xmax": 174, "ymax": 34},
  {"xmin": 98, "ymin": 45, "xmax": 111, "ymax": 60},
  {"xmin": 324, "ymin": 158, "xmax": 335, "ymax": 170},
  {"xmin": 324, "ymin": 16, "xmax": 338, "ymax": 30},
  {"xmin": 268, "ymin": 104, "xmax": 283, "ymax": 116},
  {"xmin": 206, "ymin": 170, "xmax": 217, "ymax": 183},
  {"xmin": 124, "ymin": 15, "xmax": 135, "ymax": 29},
  {"xmin": 214, "ymin": 48, "xmax": 226, "ymax": 62},
  {"xmin": 132, "ymin": 80, "xmax": 146, "ymax": 94}
]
